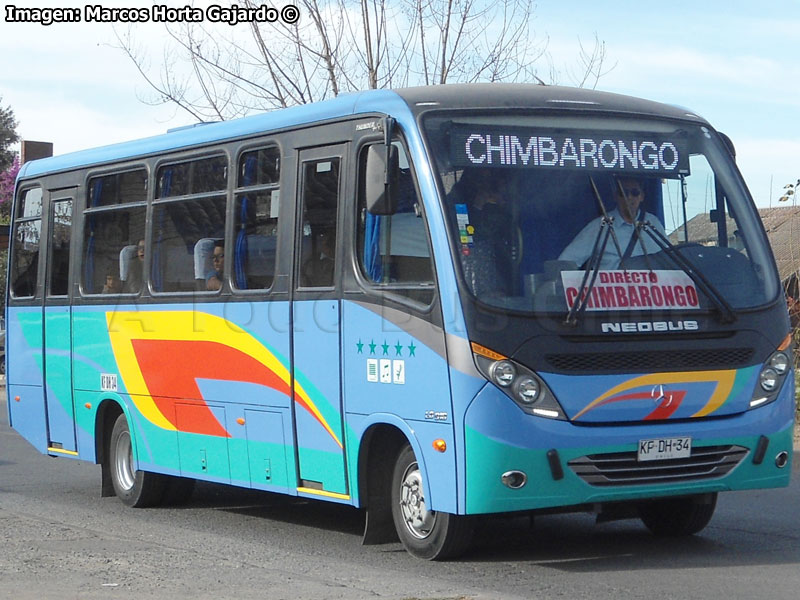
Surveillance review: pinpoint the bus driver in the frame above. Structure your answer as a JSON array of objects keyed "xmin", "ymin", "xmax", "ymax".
[{"xmin": 559, "ymin": 176, "xmax": 666, "ymax": 270}]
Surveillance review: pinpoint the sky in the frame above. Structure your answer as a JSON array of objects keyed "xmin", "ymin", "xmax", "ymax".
[{"xmin": 1, "ymin": 0, "xmax": 799, "ymax": 207}]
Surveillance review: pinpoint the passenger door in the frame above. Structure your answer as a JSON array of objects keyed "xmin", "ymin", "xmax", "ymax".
[
  {"xmin": 43, "ymin": 194, "xmax": 77, "ymax": 453},
  {"xmin": 291, "ymin": 145, "xmax": 349, "ymax": 498}
]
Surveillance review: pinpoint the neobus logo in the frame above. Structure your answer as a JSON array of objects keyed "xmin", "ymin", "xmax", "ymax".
[{"xmin": 600, "ymin": 320, "xmax": 699, "ymax": 333}]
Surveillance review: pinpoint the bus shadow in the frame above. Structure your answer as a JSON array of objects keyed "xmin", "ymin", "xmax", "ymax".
[
  {"xmin": 187, "ymin": 481, "xmax": 365, "ymax": 537},
  {"xmin": 181, "ymin": 481, "xmax": 800, "ymax": 571},
  {"xmin": 463, "ymin": 512, "xmax": 800, "ymax": 571}
]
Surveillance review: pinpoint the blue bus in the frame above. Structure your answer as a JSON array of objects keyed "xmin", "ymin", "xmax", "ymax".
[{"xmin": 6, "ymin": 84, "xmax": 794, "ymax": 559}]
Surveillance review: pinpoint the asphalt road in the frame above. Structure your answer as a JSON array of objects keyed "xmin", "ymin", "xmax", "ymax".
[{"xmin": 1, "ymin": 389, "xmax": 799, "ymax": 600}]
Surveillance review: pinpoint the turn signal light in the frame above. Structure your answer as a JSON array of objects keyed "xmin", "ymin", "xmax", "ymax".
[{"xmin": 432, "ymin": 439, "xmax": 447, "ymax": 453}]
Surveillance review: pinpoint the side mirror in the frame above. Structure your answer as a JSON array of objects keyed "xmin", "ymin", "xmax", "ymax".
[{"xmin": 365, "ymin": 144, "xmax": 399, "ymax": 215}]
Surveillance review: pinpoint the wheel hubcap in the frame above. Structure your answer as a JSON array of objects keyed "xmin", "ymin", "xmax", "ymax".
[
  {"xmin": 399, "ymin": 461, "xmax": 436, "ymax": 539},
  {"xmin": 114, "ymin": 430, "xmax": 135, "ymax": 491}
]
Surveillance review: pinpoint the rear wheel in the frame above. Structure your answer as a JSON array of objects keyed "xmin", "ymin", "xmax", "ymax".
[
  {"xmin": 108, "ymin": 413, "xmax": 165, "ymax": 507},
  {"xmin": 390, "ymin": 444, "xmax": 473, "ymax": 560},
  {"xmin": 639, "ymin": 493, "xmax": 717, "ymax": 536}
]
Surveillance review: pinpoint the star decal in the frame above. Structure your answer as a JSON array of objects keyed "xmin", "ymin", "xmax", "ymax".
[
  {"xmin": 356, "ymin": 339, "xmax": 364, "ymax": 353},
  {"xmin": 368, "ymin": 339, "xmax": 377, "ymax": 354},
  {"xmin": 394, "ymin": 341, "xmax": 404, "ymax": 356},
  {"xmin": 407, "ymin": 342, "xmax": 416, "ymax": 357},
  {"xmin": 381, "ymin": 340, "xmax": 390, "ymax": 355}
]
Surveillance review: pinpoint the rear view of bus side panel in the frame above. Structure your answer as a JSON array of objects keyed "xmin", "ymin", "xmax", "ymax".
[
  {"xmin": 6, "ymin": 307, "xmax": 48, "ymax": 452},
  {"xmin": 7, "ymin": 181, "xmax": 49, "ymax": 454},
  {"xmin": 71, "ymin": 302, "xmax": 299, "ymax": 494}
]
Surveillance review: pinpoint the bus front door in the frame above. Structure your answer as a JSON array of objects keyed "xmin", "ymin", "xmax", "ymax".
[
  {"xmin": 43, "ymin": 195, "xmax": 77, "ymax": 454},
  {"xmin": 291, "ymin": 145, "xmax": 349, "ymax": 499}
]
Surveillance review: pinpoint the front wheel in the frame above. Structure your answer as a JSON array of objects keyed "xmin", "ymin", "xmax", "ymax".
[
  {"xmin": 108, "ymin": 413, "xmax": 165, "ymax": 507},
  {"xmin": 638, "ymin": 493, "xmax": 717, "ymax": 536},
  {"xmin": 390, "ymin": 444, "xmax": 473, "ymax": 560}
]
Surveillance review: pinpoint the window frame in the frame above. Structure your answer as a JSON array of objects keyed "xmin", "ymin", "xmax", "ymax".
[
  {"xmin": 80, "ymin": 165, "xmax": 150, "ymax": 297},
  {"xmin": 352, "ymin": 136, "xmax": 438, "ymax": 310},
  {"xmin": 230, "ymin": 143, "xmax": 282, "ymax": 294},
  {"xmin": 9, "ymin": 185, "xmax": 44, "ymax": 300},
  {"xmin": 295, "ymin": 153, "xmax": 343, "ymax": 292},
  {"xmin": 46, "ymin": 197, "xmax": 74, "ymax": 299},
  {"xmin": 150, "ymin": 151, "xmax": 231, "ymax": 296}
]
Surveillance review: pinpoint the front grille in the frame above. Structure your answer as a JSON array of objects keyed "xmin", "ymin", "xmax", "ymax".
[
  {"xmin": 568, "ymin": 445, "xmax": 748, "ymax": 487},
  {"xmin": 546, "ymin": 348, "xmax": 754, "ymax": 373}
]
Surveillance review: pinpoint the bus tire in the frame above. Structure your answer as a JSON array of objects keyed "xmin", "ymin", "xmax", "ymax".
[
  {"xmin": 390, "ymin": 444, "xmax": 473, "ymax": 560},
  {"xmin": 108, "ymin": 413, "xmax": 165, "ymax": 508},
  {"xmin": 638, "ymin": 493, "xmax": 717, "ymax": 536}
]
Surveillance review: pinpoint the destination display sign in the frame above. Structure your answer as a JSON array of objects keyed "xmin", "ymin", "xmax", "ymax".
[
  {"xmin": 450, "ymin": 125, "xmax": 689, "ymax": 176},
  {"xmin": 561, "ymin": 270, "xmax": 700, "ymax": 312}
]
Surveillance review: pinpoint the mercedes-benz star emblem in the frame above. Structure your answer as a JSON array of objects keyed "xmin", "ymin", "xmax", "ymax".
[{"xmin": 651, "ymin": 384, "xmax": 673, "ymax": 406}]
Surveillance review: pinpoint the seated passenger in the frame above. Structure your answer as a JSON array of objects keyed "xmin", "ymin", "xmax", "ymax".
[
  {"xmin": 205, "ymin": 241, "xmax": 225, "ymax": 291},
  {"xmin": 102, "ymin": 271, "xmax": 122, "ymax": 294},
  {"xmin": 559, "ymin": 176, "xmax": 666, "ymax": 269}
]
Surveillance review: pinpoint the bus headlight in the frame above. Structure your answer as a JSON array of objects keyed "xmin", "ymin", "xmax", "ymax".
[
  {"xmin": 471, "ymin": 342, "xmax": 567, "ymax": 420},
  {"xmin": 490, "ymin": 360, "xmax": 516, "ymax": 387},
  {"xmin": 769, "ymin": 352, "xmax": 790, "ymax": 376},
  {"xmin": 759, "ymin": 367, "xmax": 778, "ymax": 392},
  {"xmin": 513, "ymin": 376, "xmax": 540, "ymax": 404},
  {"xmin": 750, "ymin": 345, "xmax": 793, "ymax": 409}
]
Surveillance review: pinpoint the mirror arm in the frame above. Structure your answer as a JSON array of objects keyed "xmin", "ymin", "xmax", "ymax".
[{"xmin": 383, "ymin": 116, "xmax": 396, "ymax": 185}]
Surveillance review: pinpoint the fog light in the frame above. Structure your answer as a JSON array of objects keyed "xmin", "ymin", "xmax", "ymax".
[
  {"xmin": 501, "ymin": 470, "xmax": 527, "ymax": 489},
  {"xmin": 775, "ymin": 451, "xmax": 789, "ymax": 468}
]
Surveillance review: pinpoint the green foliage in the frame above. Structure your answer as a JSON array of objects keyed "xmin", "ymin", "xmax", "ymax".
[
  {"xmin": 0, "ymin": 155, "xmax": 19, "ymax": 224},
  {"xmin": 0, "ymin": 97, "xmax": 20, "ymax": 172}
]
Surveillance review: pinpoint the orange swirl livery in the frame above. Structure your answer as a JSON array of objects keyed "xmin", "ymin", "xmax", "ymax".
[
  {"xmin": 105, "ymin": 310, "xmax": 342, "ymax": 447},
  {"xmin": 573, "ymin": 369, "xmax": 738, "ymax": 421}
]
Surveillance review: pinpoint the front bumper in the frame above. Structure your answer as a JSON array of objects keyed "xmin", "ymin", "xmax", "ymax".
[{"xmin": 463, "ymin": 373, "xmax": 794, "ymax": 514}]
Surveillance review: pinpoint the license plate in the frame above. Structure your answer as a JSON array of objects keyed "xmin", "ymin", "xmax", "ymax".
[{"xmin": 637, "ymin": 437, "xmax": 691, "ymax": 462}]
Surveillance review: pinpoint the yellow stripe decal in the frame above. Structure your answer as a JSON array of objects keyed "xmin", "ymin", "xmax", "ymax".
[
  {"xmin": 297, "ymin": 487, "xmax": 351, "ymax": 500},
  {"xmin": 48, "ymin": 447, "xmax": 79, "ymax": 456}
]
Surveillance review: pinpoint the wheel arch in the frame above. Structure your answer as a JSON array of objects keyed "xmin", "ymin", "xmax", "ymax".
[
  {"xmin": 356, "ymin": 416, "xmax": 431, "ymax": 508},
  {"xmin": 94, "ymin": 396, "xmax": 131, "ymax": 497},
  {"xmin": 356, "ymin": 416, "xmax": 429, "ymax": 545}
]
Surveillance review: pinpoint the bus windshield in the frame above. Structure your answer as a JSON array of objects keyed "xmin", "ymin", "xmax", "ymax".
[{"xmin": 423, "ymin": 112, "xmax": 779, "ymax": 316}]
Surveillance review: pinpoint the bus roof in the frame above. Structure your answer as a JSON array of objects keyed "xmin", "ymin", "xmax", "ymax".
[
  {"xmin": 394, "ymin": 83, "xmax": 704, "ymax": 122},
  {"xmin": 18, "ymin": 84, "xmax": 708, "ymax": 180}
]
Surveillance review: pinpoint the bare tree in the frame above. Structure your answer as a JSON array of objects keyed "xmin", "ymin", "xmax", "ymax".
[{"xmin": 115, "ymin": 0, "xmax": 610, "ymax": 121}]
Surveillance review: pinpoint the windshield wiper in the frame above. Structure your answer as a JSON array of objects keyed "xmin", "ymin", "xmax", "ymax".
[
  {"xmin": 564, "ymin": 177, "xmax": 623, "ymax": 326},
  {"xmin": 639, "ymin": 222, "xmax": 737, "ymax": 324}
]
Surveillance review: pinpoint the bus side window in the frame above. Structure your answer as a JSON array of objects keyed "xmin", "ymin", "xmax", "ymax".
[
  {"xmin": 356, "ymin": 142, "xmax": 434, "ymax": 304},
  {"xmin": 298, "ymin": 158, "xmax": 340, "ymax": 288},
  {"xmin": 10, "ymin": 187, "xmax": 43, "ymax": 298},
  {"xmin": 48, "ymin": 199, "xmax": 73, "ymax": 297},
  {"xmin": 233, "ymin": 146, "xmax": 280, "ymax": 290},
  {"xmin": 82, "ymin": 170, "xmax": 147, "ymax": 295},
  {"xmin": 153, "ymin": 156, "xmax": 227, "ymax": 293}
]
